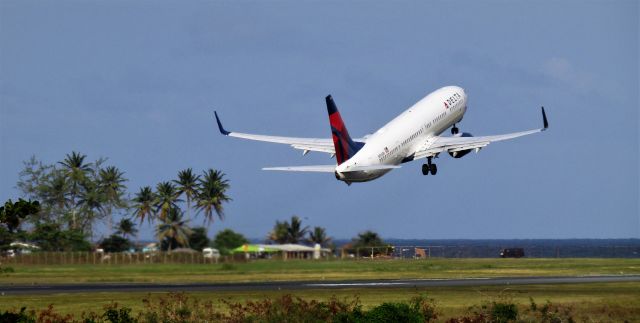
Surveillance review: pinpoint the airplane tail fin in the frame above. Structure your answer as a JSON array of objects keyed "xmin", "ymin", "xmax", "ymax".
[{"xmin": 326, "ymin": 95, "xmax": 363, "ymax": 165}]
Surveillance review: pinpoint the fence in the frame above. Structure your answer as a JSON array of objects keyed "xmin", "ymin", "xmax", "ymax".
[
  {"xmin": 1, "ymin": 251, "xmax": 223, "ymax": 266},
  {"xmin": 337, "ymin": 245, "xmax": 640, "ymax": 259},
  {"xmin": 388, "ymin": 245, "xmax": 640, "ymax": 258},
  {"xmin": 2, "ymin": 245, "xmax": 638, "ymax": 266}
]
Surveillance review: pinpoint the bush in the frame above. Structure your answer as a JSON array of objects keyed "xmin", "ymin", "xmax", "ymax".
[
  {"xmin": 102, "ymin": 303, "xmax": 136, "ymax": 323},
  {"xmin": 490, "ymin": 301, "xmax": 518, "ymax": 323},
  {"xmin": 0, "ymin": 307, "xmax": 35, "ymax": 323},
  {"xmin": 188, "ymin": 227, "xmax": 209, "ymax": 252},
  {"xmin": 0, "ymin": 294, "xmax": 583, "ymax": 323},
  {"xmin": 0, "ymin": 294, "xmax": 437, "ymax": 323},
  {"xmin": 365, "ymin": 302, "xmax": 423, "ymax": 323},
  {"xmin": 525, "ymin": 298, "xmax": 576, "ymax": 323},
  {"xmin": 410, "ymin": 295, "xmax": 439, "ymax": 322},
  {"xmin": 447, "ymin": 299, "xmax": 516, "ymax": 323},
  {"xmin": 29, "ymin": 223, "xmax": 92, "ymax": 252},
  {"xmin": 99, "ymin": 235, "xmax": 132, "ymax": 253},
  {"xmin": 212, "ymin": 229, "xmax": 248, "ymax": 256}
]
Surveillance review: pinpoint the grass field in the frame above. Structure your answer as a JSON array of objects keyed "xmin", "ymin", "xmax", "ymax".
[
  {"xmin": 1, "ymin": 283, "xmax": 639, "ymax": 322},
  {"xmin": 2, "ymin": 258, "xmax": 639, "ymax": 321},
  {"xmin": 2, "ymin": 258, "xmax": 639, "ymax": 285}
]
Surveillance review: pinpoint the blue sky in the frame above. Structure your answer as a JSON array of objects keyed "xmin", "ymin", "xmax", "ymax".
[{"xmin": 1, "ymin": 0, "xmax": 638, "ymax": 241}]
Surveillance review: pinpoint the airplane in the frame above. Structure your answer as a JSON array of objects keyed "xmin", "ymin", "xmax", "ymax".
[{"xmin": 214, "ymin": 86, "xmax": 548, "ymax": 185}]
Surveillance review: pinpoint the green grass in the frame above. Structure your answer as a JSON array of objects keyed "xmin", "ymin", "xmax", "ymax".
[
  {"xmin": 1, "ymin": 258, "xmax": 639, "ymax": 285},
  {"xmin": 2, "ymin": 283, "xmax": 639, "ymax": 322},
  {"xmin": 2, "ymin": 259, "xmax": 639, "ymax": 321}
]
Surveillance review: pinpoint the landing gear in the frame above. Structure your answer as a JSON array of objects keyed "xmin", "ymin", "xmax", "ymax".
[
  {"xmin": 422, "ymin": 157, "xmax": 438, "ymax": 176},
  {"xmin": 451, "ymin": 124, "xmax": 459, "ymax": 135}
]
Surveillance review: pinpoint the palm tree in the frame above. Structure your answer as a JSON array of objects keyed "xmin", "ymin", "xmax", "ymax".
[
  {"xmin": 76, "ymin": 180, "xmax": 106, "ymax": 236},
  {"xmin": 268, "ymin": 220, "xmax": 289, "ymax": 244},
  {"xmin": 353, "ymin": 230, "xmax": 384, "ymax": 247},
  {"xmin": 173, "ymin": 168, "xmax": 200, "ymax": 222},
  {"xmin": 59, "ymin": 150, "xmax": 92, "ymax": 174},
  {"xmin": 352, "ymin": 231, "xmax": 386, "ymax": 258},
  {"xmin": 154, "ymin": 182, "xmax": 181, "ymax": 222},
  {"xmin": 115, "ymin": 218, "xmax": 138, "ymax": 240},
  {"xmin": 267, "ymin": 216, "xmax": 309, "ymax": 244},
  {"xmin": 156, "ymin": 208, "xmax": 192, "ymax": 251},
  {"xmin": 99, "ymin": 166, "xmax": 127, "ymax": 234},
  {"xmin": 195, "ymin": 169, "xmax": 231, "ymax": 226},
  {"xmin": 58, "ymin": 152, "xmax": 92, "ymax": 228},
  {"xmin": 43, "ymin": 170, "xmax": 70, "ymax": 212},
  {"xmin": 287, "ymin": 215, "xmax": 308, "ymax": 244},
  {"xmin": 307, "ymin": 226, "xmax": 331, "ymax": 246},
  {"xmin": 132, "ymin": 186, "xmax": 156, "ymax": 224}
]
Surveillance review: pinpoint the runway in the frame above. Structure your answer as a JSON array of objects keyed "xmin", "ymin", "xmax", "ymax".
[{"xmin": 2, "ymin": 275, "xmax": 638, "ymax": 295}]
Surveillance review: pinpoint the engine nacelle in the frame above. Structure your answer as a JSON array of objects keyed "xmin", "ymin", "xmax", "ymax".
[
  {"xmin": 449, "ymin": 149, "xmax": 472, "ymax": 158},
  {"xmin": 448, "ymin": 132, "xmax": 473, "ymax": 159}
]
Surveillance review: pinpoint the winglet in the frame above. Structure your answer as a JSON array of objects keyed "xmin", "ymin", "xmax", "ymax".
[
  {"xmin": 214, "ymin": 111, "xmax": 230, "ymax": 135},
  {"xmin": 541, "ymin": 106, "xmax": 549, "ymax": 130}
]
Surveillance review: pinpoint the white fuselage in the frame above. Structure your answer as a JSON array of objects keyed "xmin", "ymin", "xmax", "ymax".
[{"xmin": 335, "ymin": 86, "xmax": 468, "ymax": 182}]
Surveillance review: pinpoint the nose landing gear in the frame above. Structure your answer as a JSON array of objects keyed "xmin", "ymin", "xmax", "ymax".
[
  {"xmin": 422, "ymin": 157, "xmax": 437, "ymax": 176},
  {"xmin": 451, "ymin": 124, "xmax": 459, "ymax": 135}
]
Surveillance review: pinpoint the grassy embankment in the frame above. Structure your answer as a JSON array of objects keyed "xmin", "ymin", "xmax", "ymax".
[
  {"xmin": 2, "ymin": 258, "xmax": 639, "ymax": 321},
  {"xmin": 1, "ymin": 258, "xmax": 639, "ymax": 284},
  {"xmin": 1, "ymin": 283, "xmax": 639, "ymax": 321}
]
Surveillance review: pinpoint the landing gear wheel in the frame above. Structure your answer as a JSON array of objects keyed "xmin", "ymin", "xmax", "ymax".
[
  {"xmin": 451, "ymin": 126, "xmax": 459, "ymax": 135},
  {"xmin": 422, "ymin": 164, "xmax": 429, "ymax": 176},
  {"xmin": 429, "ymin": 164, "xmax": 438, "ymax": 175}
]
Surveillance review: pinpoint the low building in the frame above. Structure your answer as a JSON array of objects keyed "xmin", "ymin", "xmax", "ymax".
[{"xmin": 232, "ymin": 244, "xmax": 331, "ymax": 260}]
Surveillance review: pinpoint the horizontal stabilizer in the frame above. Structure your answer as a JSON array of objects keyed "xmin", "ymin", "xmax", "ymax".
[{"xmin": 263, "ymin": 165, "xmax": 337, "ymax": 172}]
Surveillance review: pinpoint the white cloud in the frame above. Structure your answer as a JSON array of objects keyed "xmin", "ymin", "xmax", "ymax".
[{"xmin": 542, "ymin": 57, "xmax": 594, "ymax": 92}]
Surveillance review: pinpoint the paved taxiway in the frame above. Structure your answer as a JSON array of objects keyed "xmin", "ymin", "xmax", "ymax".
[{"xmin": 2, "ymin": 275, "xmax": 638, "ymax": 295}]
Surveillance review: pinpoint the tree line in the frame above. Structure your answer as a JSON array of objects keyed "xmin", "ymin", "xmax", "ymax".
[
  {"xmin": 4, "ymin": 152, "xmax": 232, "ymax": 252},
  {"xmin": 2, "ymin": 151, "xmax": 387, "ymax": 255}
]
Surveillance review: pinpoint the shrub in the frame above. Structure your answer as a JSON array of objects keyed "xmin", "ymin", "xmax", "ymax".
[
  {"xmin": 188, "ymin": 227, "xmax": 210, "ymax": 252},
  {"xmin": 410, "ymin": 295, "xmax": 439, "ymax": 322},
  {"xmin": 99, "ymin": 235, "xmax": 132, "ymax": 253},
  {"xmin": 0, "ymin": 307, "xmax": 36, "ymax": 323},
  {"xmin": 447, "ymin": 299, "xmax": 516, "ymax": 323},
  {"xmin": 102, "ymin": 303, "xmax": 137, "ymax": 323},
  {"xmin": 220, "ymin": 294, "xmax": 363, "ymax": 322},
  {"xmin": 212, "ymin": 229, "xmax": 248, "ymax": 256},
  {"xmin": 525, "ymin": 298, "xmax": 576, "ymax": 323},
  {"xmin": 490, "ymin": 301, "xmax": 518, "ymax": 323},
  {"xmin": 365, "ymin": 302, "xmax": 423, "ymax": 323},
  {"xmin": 0, "ymin": 293, "xmax": 585, "ymax": 323},
  {"xmin": 35, "ymin": 304, "xmax": 75, "ymax": 323},
  {"xmin": 29, "ymin": 223, "xmax": 92, "ymax": 252}
]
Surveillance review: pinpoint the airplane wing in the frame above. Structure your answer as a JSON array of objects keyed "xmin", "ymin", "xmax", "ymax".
[
  {"xmin": 413, "ymin": 107, "xmax": 549, "ymax": 160},
  {"xmin": 263, "ymin": 164, "xmax": 401, "ymax": 172},
  {"xmin": 263, "ymin": 165, "xmax": 337, "ymax": 172},
  {"xmin": 214, "ymin": 112, "xmax": 367, "ymax": 155}
]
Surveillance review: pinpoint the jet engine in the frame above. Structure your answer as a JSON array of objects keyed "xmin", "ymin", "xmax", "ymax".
[{"xmin": 448, "ymin": 132, "xmax": 473, "ymax": 158}]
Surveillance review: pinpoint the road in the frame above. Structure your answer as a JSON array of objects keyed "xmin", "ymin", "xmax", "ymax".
[{"xmin": 1, "ymin": 275, "xmax": 639, "ymax": 295}]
